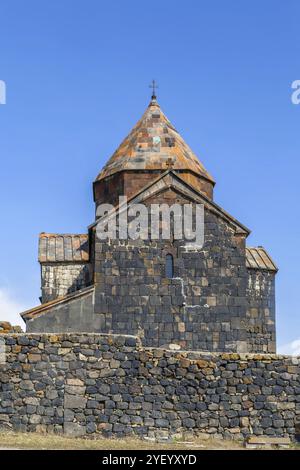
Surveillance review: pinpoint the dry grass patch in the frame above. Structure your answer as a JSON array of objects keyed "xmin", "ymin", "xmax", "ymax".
[{"xmin": 0, "ymin": 431, "xmax": 245, "ymax": 450}]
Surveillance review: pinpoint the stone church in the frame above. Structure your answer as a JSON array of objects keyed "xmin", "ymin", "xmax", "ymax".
[{"xmin": 21, "ymin": 94, "xmax": 278, "ymax": 353}]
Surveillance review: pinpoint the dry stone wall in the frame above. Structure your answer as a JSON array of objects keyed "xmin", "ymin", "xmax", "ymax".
[{"xmin": 0, "ymin": 333, "xmax": 299, "ymax": 441}]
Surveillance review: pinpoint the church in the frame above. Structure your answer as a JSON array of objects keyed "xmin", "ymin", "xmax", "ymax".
[{"xmin": 21, "ymin": 91, "xmax": 278, "ymax": 353}]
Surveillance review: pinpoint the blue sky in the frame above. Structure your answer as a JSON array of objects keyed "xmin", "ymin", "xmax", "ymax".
[{"xmin": 0, "ymin": 0, "xmax": 299, "ymax": 352}]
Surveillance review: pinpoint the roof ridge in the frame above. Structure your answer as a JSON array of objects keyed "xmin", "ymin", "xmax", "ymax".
[{"xmin": 40, "ymin": 232, "xmax": 88, "ymax": 237}]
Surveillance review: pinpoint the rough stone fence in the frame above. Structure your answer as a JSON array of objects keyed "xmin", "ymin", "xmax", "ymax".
[{"xmin": 0, "ymin": 333, "xmax": 299, "ymax": 441}]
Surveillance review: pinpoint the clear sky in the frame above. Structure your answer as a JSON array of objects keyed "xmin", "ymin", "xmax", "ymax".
[{"xmin": 0, "ymin": 0, "xmax": 299, "ymax": 353}]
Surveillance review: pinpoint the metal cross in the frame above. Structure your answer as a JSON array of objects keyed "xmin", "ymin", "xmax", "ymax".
[{"xmin": 149, "ymin": 79, "xmax": 158, "ymax": 99}]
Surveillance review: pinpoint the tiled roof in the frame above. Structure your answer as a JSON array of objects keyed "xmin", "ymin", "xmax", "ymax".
[
  {"xmin": 38, "ymin": 233, "xmax": 89, "ymax": 263},
  {"xmin": 96, "ymin": 98, "xmax": 215, "ymax": 183},
  {"xmin": 246, "ymin": 247, "xmax": 277, "ymax": 272}
]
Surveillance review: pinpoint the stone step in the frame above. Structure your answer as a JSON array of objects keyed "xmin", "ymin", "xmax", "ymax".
[{"xmin": 245, "ymin": 436, "xmax": 291, "ymax": 449}]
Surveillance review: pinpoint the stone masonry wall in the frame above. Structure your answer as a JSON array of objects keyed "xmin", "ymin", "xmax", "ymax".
[
  {"xmin": 94, "ymin": 198, "xmax": 250, "ymax": 352},
  {"xmin": 41, "ymin": 263, "xmax": 92, "ymax": 303},
  {"xmin": 0, "ymin": 333, "xmax": 299, "ymax": 441},
  {"xmin": 246, "ymin": 270, "xmax": 276, "ymax": 353}
]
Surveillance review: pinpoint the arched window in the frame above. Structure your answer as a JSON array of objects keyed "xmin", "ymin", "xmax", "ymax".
[{"xmin": 165, "ymin": 254, "xmax": 174, "ymax": 278}]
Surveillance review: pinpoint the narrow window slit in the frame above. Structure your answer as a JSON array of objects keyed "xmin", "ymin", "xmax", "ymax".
[{"xmin": 165, "ymin": 254, "xmax": 174, "ymax": 278}]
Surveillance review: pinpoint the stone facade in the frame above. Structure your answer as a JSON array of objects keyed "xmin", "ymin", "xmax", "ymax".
[
  {"xmin": 0, "ymin": 333, "xmax": 299, "ymax": 440},
  {"xmin": 41, "ymin": 263, "xmax": 92, "ymax": 303},
  {"xmin": 246, "ymin": 270, "xmax": 276, "ymax": 353},
  {"xmin": 20, "ymin": 97, "xmax": 278, "ymax": 355},
  {"xmin": 94, "ymin": 196, "xmax": 250, "ymax": 352}
]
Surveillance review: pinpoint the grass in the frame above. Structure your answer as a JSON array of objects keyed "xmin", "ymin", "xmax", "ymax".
[
  {"xmin": 0, "ymin": 431, "xmax": 298, "ymax": 450},
  {"xmin": 0, "ymin": 431, "xmax": 245, "ymax": 450}
]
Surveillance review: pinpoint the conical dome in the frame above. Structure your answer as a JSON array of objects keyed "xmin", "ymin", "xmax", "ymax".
[{"xmin": 96, "ymin": 98, "xmax": 214, "ymax": 184}]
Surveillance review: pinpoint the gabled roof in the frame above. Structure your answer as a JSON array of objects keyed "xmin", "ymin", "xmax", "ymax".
[
  {"xmin": 246, "ymin": 247, "xmax": 278, "ymax": 272},
  {"xmin": 95, "ymin": 97, "xmax": 215, "ymax": 184},
  {"xmin": 89, "ymin": 170, "xmax": 250, "ymax": 235},
  {"xmin": 39, "ymin": 233, "xmax": 89, "ymax": 263}
]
